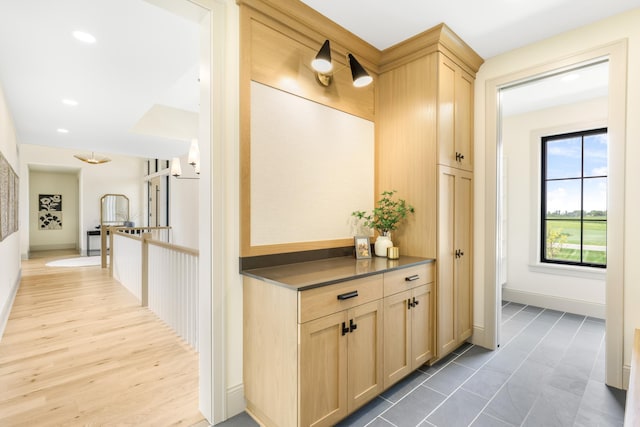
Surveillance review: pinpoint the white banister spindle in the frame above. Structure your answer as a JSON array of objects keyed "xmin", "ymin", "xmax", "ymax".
[
  {"xmin": 112, "ymin": 233, "xmax": 142, "ymax": 300},
  {"xmin": 110, "ymin": 227, "xmax": 199, "ymax": 352},
  {"xmin": 147, "ymin": 242, "xmax": 199, "ymax": 351}
]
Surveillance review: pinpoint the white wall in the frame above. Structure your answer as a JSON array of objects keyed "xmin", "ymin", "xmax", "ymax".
[
  {"xmin": 501, "ymin": 97, "xmax": 607, "ymax": 317},
  {"xmin": 474, "ymin": 7, "xmax": 640, "ymax": 374},
  {"xmin": 29, "ymin": 170, "xmax": 79, "ymax": 251},
  {"xmin": 19, "ymin": 144, "xmax": 145, "ymax": 258},
  {"xmin": 169, "ymin": 155, "xmax": 199, "ymax": 249},
  {"xmin": 0, "ymin": 83, "xmax": 21, "ymax": 340}
]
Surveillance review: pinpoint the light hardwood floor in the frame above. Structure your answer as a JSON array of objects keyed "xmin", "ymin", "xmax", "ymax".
[{"xmin": 0, "ymin": 250, "xmax": 205, "ymax": 426}]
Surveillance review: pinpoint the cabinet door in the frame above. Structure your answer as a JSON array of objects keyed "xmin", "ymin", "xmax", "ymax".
[
  {"xmin": 383, "ymin": 290, "xmax": 412, "ymax": 388},
  {"xmin": 455, "ymin": 70, "xmax": 474, "ymax": 171},
  {"xmin": 299, "ymin": 311, "xmax": 348, "ymax": 427},
  {"xmin": 437, "ymin": 166, "xmax": 458, "ymax": 357},
  {"xmin": 455, "ymin": 170, "xmax": 473, "ymax": 342},
  {"xmin": 438, "ymin": 55, "xmax": 474, "ymax": 171},
  {"xmin": 438, "ymin": 56, "xmax": 456, "ymax": 168},
  {"xmin": 347, "ymin": 300, "xmax": 383, "ymax": 412},
  {"xmin": 411, "ymin": 284, "xmax": 434, "ymax": 369}
]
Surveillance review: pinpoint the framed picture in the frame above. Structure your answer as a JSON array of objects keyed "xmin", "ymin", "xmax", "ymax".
[{"xmin": 354, "ymin": 235, "xmax": 371, "ymax": 259}]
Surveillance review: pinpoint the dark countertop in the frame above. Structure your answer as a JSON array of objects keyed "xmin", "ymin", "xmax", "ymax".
[{"xmin": 242, "ymin": 255, "xmax": 434, "ymax": 291}]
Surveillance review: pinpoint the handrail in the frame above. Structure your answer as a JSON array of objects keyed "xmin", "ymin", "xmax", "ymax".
[
  {"xmin": 102, "ymin": 226, "xmax": 171, "ymax": 268},
  {"xmin": 148, "ymin": 239, "xmax": 199, "ymax": 257},
  {"xmin": 114, "ymin": 230, "xmax": 144, "ymax": 242}
]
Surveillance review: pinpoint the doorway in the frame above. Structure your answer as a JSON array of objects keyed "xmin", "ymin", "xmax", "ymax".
[
  {"xmin": 495, "ymin": 60, "xmax": 609, "ymax": 345},
  {"xmin": 484, "ymin": 41, "xmax": 627, "ymax": 388},
  {"xmin": 28, "ymin": 167, "xmax": 80, "ymax": 254}
]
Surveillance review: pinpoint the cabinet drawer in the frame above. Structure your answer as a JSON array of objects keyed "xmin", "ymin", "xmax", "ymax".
[
  {"xmin": 384, "ymin": 264, "xmax": 433, "ymax": 297},
  {"xmin": 298, "ymin": 275, "xmax": 383, "ymax": 324}
]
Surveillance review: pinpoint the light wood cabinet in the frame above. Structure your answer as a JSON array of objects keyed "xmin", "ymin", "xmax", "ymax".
[
  {"xmin": 243, "ymin": 260, "xmax": 433, "ymax": 427},
  {"xmin": 437, "ymin": 165, "xmax": 473, "ymax": 357},
  {"xmin": 299, "ymin": 299, "xmax": 383, "ymax": 427},
  {"xmin": 383, "ymin": 264, "xmax": 434, "ymax": 388},
  {"xmin": 437, "ymin": 55, "xmax": 475, "ymax": 172},
  {"xmin": 383, "ymin": 284, "xmax": 434, "ymax": 388},
  {"xmin": 244, "ymin": 271, "xmax": 388, "ymax": 427},
  {"xmin": 377, "ymin": 31, "xmax": 480, "ymax": 362}
]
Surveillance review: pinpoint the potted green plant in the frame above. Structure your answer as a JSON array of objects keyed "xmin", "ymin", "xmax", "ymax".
[{"xmin": 352, "ymin": 190, "xmax": 415, "ymax": 257}]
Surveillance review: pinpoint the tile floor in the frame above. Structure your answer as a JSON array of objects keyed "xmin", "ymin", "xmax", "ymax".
[{"xmin": 216, "ymin": 302, "xmax": 626, "ymax": 427}]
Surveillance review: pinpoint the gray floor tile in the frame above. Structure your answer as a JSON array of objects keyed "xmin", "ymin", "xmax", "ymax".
[
  {"xmin": 484, "ymin": 380, "xmax": 539, "ymax": 425},
  {"xmin": 522, "ymin": 385, "xmax": 582, "ymax": 426},
  {"xmin": 522, "ymin": 305, "xmax": 544, "ymax": 314},
  {"xmin": 586, "ymin": 316, "xmax": 606, "ymax": 324},
  {"xmin": 421, "ymin": 352, "xmax": 457, "ymax": 374},
  {"xmin": 527, "ymin": 341, "xmax": 567, "ymax": 369},
  {"xmin": 590, "ymin": 341, "xmax": 606, "ymax": 382},
  {"xmin": 368, "ymin": 417, "xmax": 396, "ymax": 427},
  {"xmin": 335, "ymin": 397, "xmax": 392, "ymax": 427},
  {"xmin": 424, "ymin": 362, "xmax": 476, "ymax": 395},
  {"xmin": 510, "ymin": 359, "xmax": 554, "ymax": 393},
  {"xmin": 578, "ymin": 380, "xmax": 626, "ymax": 420},
  {"xmin": 381, "ymin": 369, "xmax": 430, "ymax": 403},
  {"xmin": 484, "ymin": 346, "xmax": 528, "ymax": 376},
  {"xmin": 574, "ymin": 405, "xmax": 624, "ymax": 427},
  {"xmin": 501, "ymin": 302, "xmax": 525, "ymax": 319},
  {"xmin": 470, "ymin": 412, "xmax": 517, "ymax": 427},
  {"xmin": 454, "ymin": 345, "xmax": 495, "ymax": 370},
  {"xmin": 426, "ymin": 388, "xmax": 488, "ymax": 427},
  {"xmin": 381, "ymin": 385, "xmax": 446, "ymax": 427},
  {"xmin": 461, "ymin": 366, "xmax": 510, "ymax": 399},
  {"xmin": 214, "ymin": 412, "xmax": 258, "ymax": 426},
  {"xmin": 546, "ymin": 361, "xmax": 590, "ymax": 397},
  {"xmin": 452, "ymin": 341, "xmax": 473, "ymax": 355}
]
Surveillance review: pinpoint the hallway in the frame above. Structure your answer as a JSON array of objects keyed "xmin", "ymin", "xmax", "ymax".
[{"xmin": 0, "ymin": 251, "xmax": 204, "ymax": 425}]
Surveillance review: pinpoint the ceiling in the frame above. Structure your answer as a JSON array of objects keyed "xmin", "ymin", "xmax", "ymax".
[
  {"xmin": 0, "ymin": 0, "xmax": 204, "ymax": 161},
  {"xmin": 0, "ymin": 1, "xmax": 638, "ymax": 162},
  {"xmin": 301, "ymin": 0, "xmax": 640, "ymax": 57}
]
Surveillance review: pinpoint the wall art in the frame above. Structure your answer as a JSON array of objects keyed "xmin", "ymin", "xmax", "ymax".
[{"xmin": 0, "ymin": 151, "xmax": 19, "ymax": 242}]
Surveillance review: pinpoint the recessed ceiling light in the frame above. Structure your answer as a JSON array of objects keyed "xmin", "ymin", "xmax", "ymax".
[
  {"xmin": 62, "ymin": 99, "xmax": 78, "ymax": 106},
  {"xmin": 57, "ymin": 128, "xmax": 69, "ymax": 134},
  {"xmin": 72, "ymin": 30, "xmax": 96, "ymax": 44}
]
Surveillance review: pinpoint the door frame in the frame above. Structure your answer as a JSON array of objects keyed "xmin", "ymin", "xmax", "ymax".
[
  {"xmin": 179, "ymin": 0, "xmax": 236, "ymax": 423},
  {"xmin": 483, "ymin": 40, "xmax": 627, "ymax": 388}
]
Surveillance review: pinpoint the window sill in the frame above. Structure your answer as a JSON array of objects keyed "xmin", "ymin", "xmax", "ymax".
[{"xmin": 528, "ymin": 262, "xmax": 606, "ymax": 280}]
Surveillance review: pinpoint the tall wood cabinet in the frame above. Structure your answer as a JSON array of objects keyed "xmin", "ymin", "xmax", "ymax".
[
  {"xmin": 436, "ymin": 166, "xmax": 473, "ymax": 356},
  {"xmin": 376, "ymin": 25, "xmax": 482, "ymax": 360}
]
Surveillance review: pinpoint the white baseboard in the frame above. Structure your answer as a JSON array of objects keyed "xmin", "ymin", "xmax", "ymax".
[
  {"xmin": 623, "ymin": 364, "xmax": 631, "ymax": 390},
  {"xmin": 470, "ymin": 325, "xmax": 486, "ymax": 348},
  {"xmin": 226, "ymin": 383, "xmax": 245, "ymax": 419},
  {"xmin": 29, "ymin": 243, "xmax": 77, "ymax": 252},
  {"xmin": 0, "ymin": 269, "xmax": 21, "ymax": 341},
  {"xmin": 502, "ymin": 288, "xmax": 605, "ymax": 319}
]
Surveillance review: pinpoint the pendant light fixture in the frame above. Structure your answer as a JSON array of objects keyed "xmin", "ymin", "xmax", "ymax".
[{"xmin": 74, "ymin": 152, "xmax": 111, "ymax": 164}]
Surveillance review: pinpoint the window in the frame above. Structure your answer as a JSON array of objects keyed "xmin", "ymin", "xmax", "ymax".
[{"xmin": 541, "ymin": 128, "xmax": 607, "ymax": 268}]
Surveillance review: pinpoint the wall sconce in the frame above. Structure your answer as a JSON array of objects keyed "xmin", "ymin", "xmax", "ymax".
[
  {"xmin": 171, "ymin": 155, "xmax": 199, "ymax": 180},
  {"xmin": 171, "ymin": 157, "xmax": 182, "ymax": 177},
  {"xmin": 311, "ymin": 39, "xmax": 372, "ymax": 88},
  {"xmin": 348, "ymin": 54, "xmax": 373, "ymax": 88},
  {"xmin": 188, "ymin": 138, "xmax": 200, "ymax": 166}
]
